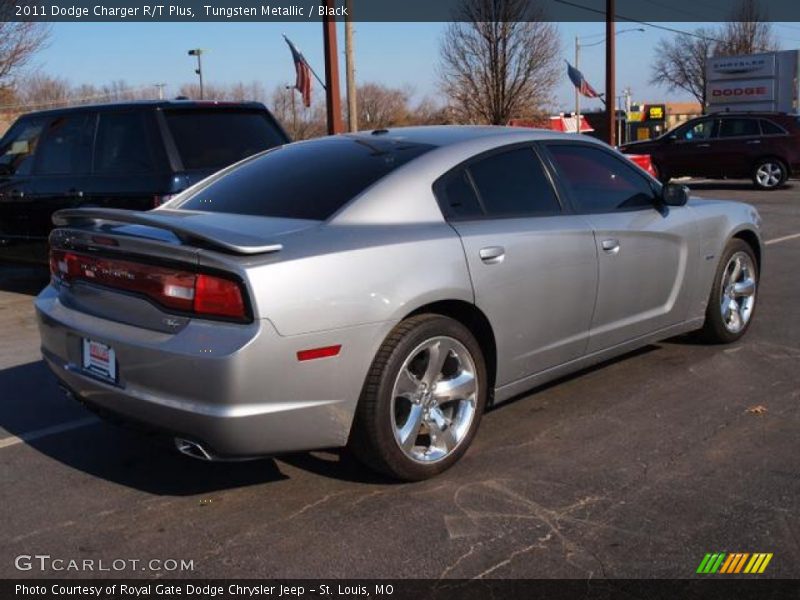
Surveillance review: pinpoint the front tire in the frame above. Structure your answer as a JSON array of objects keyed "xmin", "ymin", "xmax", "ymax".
[
  {"xmin": 349, "ymin": 314, "xmax": 487, "ymax": 481},
  {"xmin": 753, "ymin": 158, "xmax": 787, "ymax": 190},
  {"xmin": 697, "ymin": 239, "xmax": 758, "ymax": 344}
]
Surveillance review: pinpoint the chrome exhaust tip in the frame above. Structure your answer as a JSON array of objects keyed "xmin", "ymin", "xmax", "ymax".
[{"xmin": 174, "ymin": 437, "xmax": 214, "ymax": 461}]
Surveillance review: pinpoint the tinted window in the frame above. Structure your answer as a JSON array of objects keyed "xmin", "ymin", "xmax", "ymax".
[
  {"xmin": 178, "ymin": 137, "xmax": 434, "ymax": 220},
  {"xmin": 467, "ymin": 147, "xmax": 560, "ymax": 217},
  {"xmin": 165, "ymin": 109, "xmax": 286, "ymax": 170},
  {"xmin": 36, "ymin": 114, "xmax": 95, "ymax": 175},
  {"xmin": 0, "ymin": 118, "xmax": 45, "ymax": 176},
  {"xmin": 676, "ymin": 119, "xmax": 714, "ymax": 141},
  {"xmin": 718, "ymin": 118, "xmax": 760, "ymax": 138},
  {"xmin": 436, "ymin": 169, "xmax": 483, "ymax": 220},
  {"xmin": 94, "ymin": 112, "xmax": 155, "ymax": 174},
  {"xmin": 548, "ymin": 144, "xmax": 655, "ymax": 213},
  {"xmin": 760, "ymin": 119, "xmax": 785, "ymax": 135}
]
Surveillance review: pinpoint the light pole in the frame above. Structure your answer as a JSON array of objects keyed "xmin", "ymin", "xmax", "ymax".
[
  {"xmin": 188, "ymin": 48, "xmax": 204, "ymax": 99},
  {"xmin": 574, "ymin": 27, "xmax": 644, "ymax": 136}
]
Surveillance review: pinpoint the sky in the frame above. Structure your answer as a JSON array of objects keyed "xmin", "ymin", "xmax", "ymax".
[{"xmin": 28, "ymin": 21, "xmax": 800, "ymax": 113}]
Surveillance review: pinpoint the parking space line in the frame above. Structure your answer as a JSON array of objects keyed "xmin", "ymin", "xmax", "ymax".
[
  {"xmin": 765, "ymin": 232, "xmax": 800, "ymax": 246},
  {"xmin": 0, "ymin": 416, "xmax": 100, "ymax": 450}
]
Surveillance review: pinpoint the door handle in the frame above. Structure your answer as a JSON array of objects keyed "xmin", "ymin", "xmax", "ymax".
[
  {"xmin": 479, "ymin": 246, "xmax": 505, "ymax": 264},
  {"xmin": 746, "ymin": 140, "xmax": 761, "ymax": 145},
  {"xmin": 697, "ymin": 143, "xmax": 711, "ymax": 148},
  {"xmin": 8, "ymin": 190, "xmax": 24, "ymax": 199},
  {"xmin": 601, "ymin": 239, "xmax": 620, "ymax": 255},
  {"xmin": 66, "ymin": 189, "xmax": 84, "ymax": 198}
]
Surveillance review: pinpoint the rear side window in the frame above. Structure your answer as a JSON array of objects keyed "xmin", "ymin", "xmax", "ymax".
[
  {"xmin": 435, "ymin": 169, "xmax": 483, "ymax": 220},
  {"xmin": 0, "ymin": 118, "xmax": 45, "ymax": 176},
  {"xmin": 165, "ymin": 109, "xmax": 286, "ymax": 170},
  {"xmin": 547, "ymin": 144, "xmax": 655, "ymax": 213},
  {"xmin": 94, "ymin": 112, "xmax": 155, "ymax": 174},
  {"xmin": 718, "ymin": 118, "xmax": 760, "ymax": 138},
  {"xmin": 178, "ymin": 137, "xmax": 434, "ymax": 220},
  {"xmin": 760, "ymin": 119, "xmax": 786, "ymax": 135},
  {"xmin": 36, "ymin": 114, "xmax": 95, "ymax": 175},
  {"xmin": 468, "ymin": 147, "xmax": 561, "ymax": 217}
]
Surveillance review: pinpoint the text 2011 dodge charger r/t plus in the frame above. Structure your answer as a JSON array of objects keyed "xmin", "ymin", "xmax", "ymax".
[{"xmin": 35, "ymin": 127, "xmax": 762, "ymax": 480}]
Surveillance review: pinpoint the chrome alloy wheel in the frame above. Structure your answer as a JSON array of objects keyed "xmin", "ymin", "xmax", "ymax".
[
  {"xmin": 720, "ymin": 251, "xmax": 757, "ymax": 334},
  {"xmin": 755, "ymin": 162, "xmax": 784, "ymax": 188},
  {"xmin": 390, "ymin": 336, "xmax": 478, "ymax": 463}
]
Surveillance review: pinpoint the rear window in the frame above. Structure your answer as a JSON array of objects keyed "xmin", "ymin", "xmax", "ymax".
[
  {"xmin": 177, "ymin": 136, "xmax": 435, "ymax": 220},
  {"xmin": 165, "ymin": 109, "xmax": 287, "ymax": 170}
]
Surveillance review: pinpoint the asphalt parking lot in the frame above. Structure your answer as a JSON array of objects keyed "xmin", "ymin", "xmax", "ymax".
[{"xmin": 1, "ymin": 180, "xmax": 798, "ymax": 580}]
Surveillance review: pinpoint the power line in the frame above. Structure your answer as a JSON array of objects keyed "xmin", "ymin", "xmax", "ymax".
[{"xmin": 553, "ymin": 0, "xmax": 778, "ymax": 51}]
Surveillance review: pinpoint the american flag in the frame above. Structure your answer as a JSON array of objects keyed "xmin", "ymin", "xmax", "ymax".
[
  {"xmin": 567, "ymin": 62, "xmax": 601, "ymax": 99},
  {"xmin": 284, "ymin": 36, "xmax": 312, "ymax": 107}
]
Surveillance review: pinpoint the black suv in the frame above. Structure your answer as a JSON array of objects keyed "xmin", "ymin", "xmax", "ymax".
[
  {"xmin": 620, "ymin": 112, "xmax": 800, "ymax": 190},
  {"xmin": 0, "ymin": 100, "xmax": 289, "ymax": 263}
]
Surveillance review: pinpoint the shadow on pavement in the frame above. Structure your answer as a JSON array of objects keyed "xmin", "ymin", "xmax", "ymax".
[
  {"xmin": 0, "ymin": 360, "xmax": 393, "ymax": 494},
  {"xmin": 0, "ymin": 264, "xmax": 50, "ymax": 296}
]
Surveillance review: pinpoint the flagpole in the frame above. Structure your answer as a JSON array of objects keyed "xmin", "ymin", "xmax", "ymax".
[
  {"xmin": 282, "ymin": 34, "xmax": 327, "ymax": 90},
  {"xmin": 574, "ymin": 36, "xmax": 581, "ymax": 134}
]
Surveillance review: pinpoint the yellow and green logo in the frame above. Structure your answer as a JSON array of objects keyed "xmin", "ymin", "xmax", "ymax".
[{"xmin": 697, "ymin": 552, "xmax": 773, "ymax": 574}]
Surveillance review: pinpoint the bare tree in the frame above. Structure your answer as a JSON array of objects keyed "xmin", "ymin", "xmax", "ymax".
[
  {"xmin": 358, "ymin": 83, "xmax": 411, "ymax": 128},
  {"xmin": 649, "ymin": 29, "xmax": 717, "ymax": 106},
  {"xmin": 16, "ymin": 73, "xmax": 72, "ymax": 108},
  {"xmin": 0, "ymin": 4, "xmax": 50, "ymax": 95},
  {"xmin": 718, "ymin": 0, "xmax": 779, "ymax": 55},
  {"xmin": 269, "ymin": 85, "xmax": 326, "ymax": 140},
  {"xmin": 650, "ymin": 0, "xmax": 779, "ymax": 106},
  {"xmin": 438, "ymin": 0, "xmax": 560, "ymax": 124}
]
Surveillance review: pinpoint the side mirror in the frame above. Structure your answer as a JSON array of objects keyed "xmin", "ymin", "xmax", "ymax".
[{"xmin": 661, "ymin": 183, "xmax": 689, "ymax": 207}]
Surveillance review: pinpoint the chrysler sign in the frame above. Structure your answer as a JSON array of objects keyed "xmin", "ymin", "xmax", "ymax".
[
  {"xmin": 707, "ymin": 79, "xmax": 775, "ymax": 103},
  {"xmin": 708, "ymin": 54, "xmax": 777, "ymax": 80}
]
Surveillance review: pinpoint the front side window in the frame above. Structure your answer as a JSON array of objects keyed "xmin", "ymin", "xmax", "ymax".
[
  {"xmin": 0, "ymin": 118, "xmax": 45, "ymax": 176},
  {"xmin": 547, "ymin": 144, "xmax": 656, "ymax": 213},
  {"xmin": 676, "ymin": 119, "xmax": 714, "ymax": 141},
  {"xmin": 718, "ymin": 118, "xmax": 760, "ymax": 138},
  {"xmin": 177, "ymin": 136, "xmax": 434, "ymax": 220},
  {"xmin": 36, "ymin": 114, "xmax": 95, "ymax": 175}
]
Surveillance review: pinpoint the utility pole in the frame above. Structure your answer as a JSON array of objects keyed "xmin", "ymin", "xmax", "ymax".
[
  {"xmin": 344, "ymin": 0, "xmax": 358, "ymax": 132},
  {"xmin": 154, "ymin": 83, "xmax": 166, "ymax": 100},
  {"xmin": 188, "ymin": 49, "xmax": 204, "ymax": 99},
  {"xmin": 322, "ymin": 0, "xmax": 344, "ymax": 134},
  {"xmin": 574, "ymin": 36, "xmax": 580, "ymax": 134},
  {"xmin": 605, "ymin": 0, "xmax": 616, "ymax": 146}
]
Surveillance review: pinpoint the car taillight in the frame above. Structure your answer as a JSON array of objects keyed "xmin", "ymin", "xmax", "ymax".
[
  {"xmin": 194, "ymin": 273, "xmax": 246, "ymax": 319},
  {"xmin": 49, "ymin": 249, "xmax": 248, "ymax": 321}
]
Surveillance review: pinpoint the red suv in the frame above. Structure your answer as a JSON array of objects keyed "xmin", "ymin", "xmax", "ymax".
[{"xmin": 619, "ymin": 112, "xmax": 800, "ymax": 190}]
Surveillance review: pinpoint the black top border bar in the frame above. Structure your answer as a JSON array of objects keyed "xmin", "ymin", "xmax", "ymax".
[{"xmin": 5, "ymin": 0, "xmax": 800, "ymax": 23}]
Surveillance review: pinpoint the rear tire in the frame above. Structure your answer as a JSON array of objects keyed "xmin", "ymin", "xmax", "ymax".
[
  {"xmin": 349, "ymin": 314, "xmax": 487, "ymax": 481},
  {"xmin": 697, "ymin": 239, "xmax": 758, "ymax": 344},
  {"xmin": 752, "ymin": 158, "xmax": 787, "ymax": 190}
]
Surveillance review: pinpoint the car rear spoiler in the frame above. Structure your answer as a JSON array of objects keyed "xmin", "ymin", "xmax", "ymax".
[{"xmin": 52, "ymin": 208, "xmax": 283, "ymax": 255}]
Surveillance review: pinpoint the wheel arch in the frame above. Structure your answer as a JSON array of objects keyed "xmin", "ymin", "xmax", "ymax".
[
  {"xmin": 404, "ymin": 300, "xmax": 498, "ymax": 402},
  {"xmin": 731, "ymin": 228, "xmax": 762, "ymax": 271}
]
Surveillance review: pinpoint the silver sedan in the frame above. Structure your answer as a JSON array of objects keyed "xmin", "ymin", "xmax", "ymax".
[{"xmin": 35, "ymin": 126, "xmax": 762, "ymax": 480}]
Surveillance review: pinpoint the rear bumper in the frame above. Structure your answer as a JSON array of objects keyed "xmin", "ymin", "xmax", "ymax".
[{"xmin": 35, "ymin": 285, "xmax": 393, "ymax": 458}]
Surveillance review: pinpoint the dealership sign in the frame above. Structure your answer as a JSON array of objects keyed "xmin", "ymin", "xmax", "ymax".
[
  {"xmin": 706, "ymin": 50, "xmax": 799, "ymax": 113},
  {"xmin": 708, "ymin": 55, "xmax": 777, "ymax": 80},
  {"xmin": 707, "ymin": 79, "xmax": 775, "ymax": 104}
]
